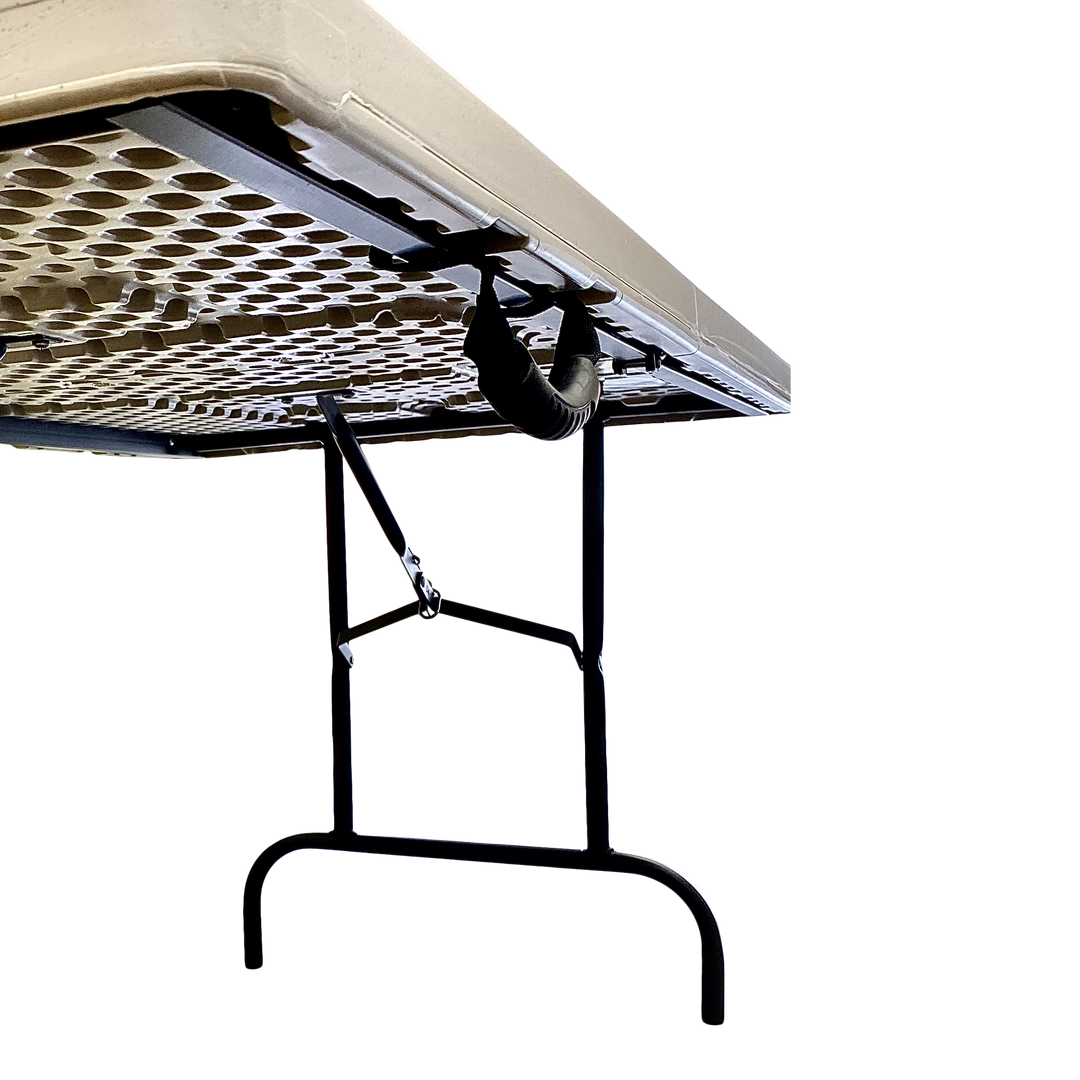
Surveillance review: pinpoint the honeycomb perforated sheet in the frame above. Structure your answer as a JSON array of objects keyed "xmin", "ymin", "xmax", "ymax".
[
  {"xmin": 0, "ymin": 126, "xmax": 482, "ymax": 435},
  {"xmin": 0, "ymin": 0, "xmax": 789, "ymax": 453}
]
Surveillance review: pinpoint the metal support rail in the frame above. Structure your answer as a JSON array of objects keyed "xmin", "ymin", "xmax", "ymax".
[{"xmin": 0, "ymin": 394, "xmax": 743, "ymax": 458}]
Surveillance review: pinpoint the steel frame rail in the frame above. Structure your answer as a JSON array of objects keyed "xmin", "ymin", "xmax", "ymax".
[
  {"xmin": 0, "ymin": 394, "xmax": 740, "ymax": 457},
  {"xmin": 242, "ymin": 409, "xmax": 725, "ymax": 1024}
]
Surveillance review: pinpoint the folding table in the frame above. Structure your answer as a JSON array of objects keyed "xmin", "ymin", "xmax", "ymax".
[{"xmin": 0, "ymin": 0, "xmax": 790, "ymax": 1025}]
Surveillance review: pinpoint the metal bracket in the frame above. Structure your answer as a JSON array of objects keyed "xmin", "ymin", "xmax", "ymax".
[
  {"xmin": 403, "ymin": 549, "xmax": 440, "ymax": 618},
  {"xmin": 368, "ymin": 244, "xmax": 619, "ymax": 322},
  {"xmin": 613, "ymin": 345, "xmax": 773, "ymax": 416},
  {"xmin": 367, "ymin": 225, "xmax": 528, "ymax": 275},
  {"xmin": 611, "ymin": 349, "xmax": 663, "ymax": 377},
  {"xmin": 370, "ymin": 245, "xmax": 561, "ymax": 318},
  {"xmin": 0, "ymin": 333, "xmax": 59, "ymax": 360}
]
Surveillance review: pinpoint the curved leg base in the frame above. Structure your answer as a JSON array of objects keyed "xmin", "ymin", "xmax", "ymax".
[{"xmin": 243, "ymin": 832, "xmax": 723, "ymax": 1024}]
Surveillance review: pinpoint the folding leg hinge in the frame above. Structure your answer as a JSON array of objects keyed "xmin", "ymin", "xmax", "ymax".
[{"xmin": 318, "ymin": 391, "xmax": 582, "ymax": 662}]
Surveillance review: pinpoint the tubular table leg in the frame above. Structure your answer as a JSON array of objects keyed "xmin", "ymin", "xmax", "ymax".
[{"xmin": 244, "ymin": 417, "xmax": 725, "ymax": 1024}]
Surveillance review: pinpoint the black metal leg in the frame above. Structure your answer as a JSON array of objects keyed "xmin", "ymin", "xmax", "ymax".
[
  {"xmin": 243, "ymin": 414, "xmax": 725, "ymax": 1024},
  {"xmin": 576, "ymin": 413, "xmax": 722, "ymax": 1022},
  {"xmin": 245, "ymin": 437, "xmax": 350, "ymax": 966},
  {"xmin": 582, "ymin": 416, "xmax": 610, "ymax": 853},
  {"xmin": 324, "ymin": 440, "xmax": 353, "ymax": 835}
]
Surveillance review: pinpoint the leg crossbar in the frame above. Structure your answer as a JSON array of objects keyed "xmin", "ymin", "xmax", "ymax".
[{"xmin": 243, "ymin": 403, "xmax": 725, "ymax": 1025}]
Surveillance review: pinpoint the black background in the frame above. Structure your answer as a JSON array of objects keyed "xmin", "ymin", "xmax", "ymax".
[{"xmin": 0, "ymin": 6, "xmax": 794, "ymax": 1036}]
